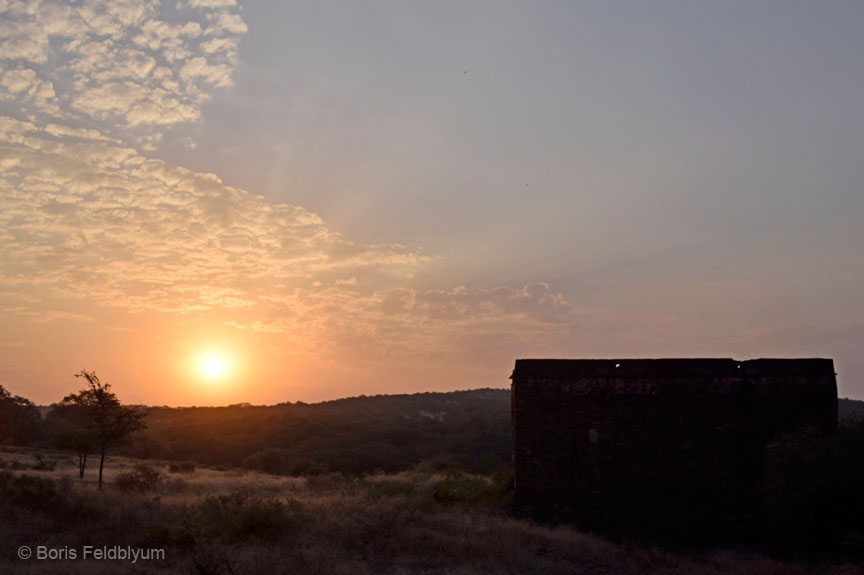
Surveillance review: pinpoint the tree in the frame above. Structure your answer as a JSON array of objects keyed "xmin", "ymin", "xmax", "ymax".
[
  {"xmin": 56, "ymin": 371, "xmax": 147, "ymax": 488},
  {"xmin": 0, "ymin": 385, "xmax": 41, "ymax": 445},
  {"xmin": 45, "ymin": 401, "xmax": 98, "ymax": 478}
]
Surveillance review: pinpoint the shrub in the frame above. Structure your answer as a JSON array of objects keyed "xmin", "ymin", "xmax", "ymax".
[
  {"xmin": 415, "ymin": 453, "xmax": 472, "ymax": 474},
  {"xmin": 364, "ymin": 476, "xmax": 415, "ymax": 499},
  {"xmin": 190, "ymin": 542, "xmax": 242, "ymax": 575},
  {"xmin": 195, "ymin": 490, "xmax": 299, "ymax": 543},
  {"xmin": 114, "ymin": 463, "xmax": 162, "ymax": 493},
  {"xmin": 162, "ymin": 477, "xmax": 190, "ymax": 494},
  {"xmin": 287, "ymin": 456, "xmax": 327, "ymax": 476},
  {"xmin": 168, "ymin": 460, "xmax": 196, "ymax": 473},
  {"xmin": 31, "ymin": 454, "xmax": 57, "ymax": 471},
  {"xmin": 432, "ymin": 472, "xmax": 492, "ymax": 505},
  {"xmin": 305, "ymin": 472, "xmax": 347, "ymax": 492},
  {"xmin": 242, "ymin": 448, "xmax": 291, "ymax": 475},
  {"xmin": 0, "ymin": 471, "xmax": 64, "ymax": 514}
]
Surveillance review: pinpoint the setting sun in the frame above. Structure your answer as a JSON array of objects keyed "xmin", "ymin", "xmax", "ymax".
[{"xmin": 194, "ymin": 351, "xmax": 233, "ymax": 382}]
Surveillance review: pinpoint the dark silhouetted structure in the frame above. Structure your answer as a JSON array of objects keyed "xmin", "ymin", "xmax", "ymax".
[{"xmin": 511, "ymin": 358, "xmax": 837, "ymax": 540}]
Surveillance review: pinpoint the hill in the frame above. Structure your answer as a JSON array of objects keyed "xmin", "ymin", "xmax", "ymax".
[
  {"xmin": 839, "ymin": 398, "xmax": 864, "ymax": 421},
  {"xmin": 126, "ymin": 388, "xmax": 512, "ymax": 475}
]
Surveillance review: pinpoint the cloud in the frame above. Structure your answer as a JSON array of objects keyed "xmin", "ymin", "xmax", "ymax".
[
  {"xmin": 0, "ymin": 67, "xmax": 60, "ymax": 115},
  {"xmin": 206, "ymin": 12, "xmax": 247, "ymax": 35},
  {"xmin": 0, "ymin": 0, "xmax": 246, "ymax": 145},
  {"xmin": 0, "ymin": 0, "xmax": 575, "ymax": 378},
  {"xmin": 0, "ymin": 117, "xmax": 429, "ymax": 314},
  {"xmin": 0, "ymin": 114, "xmax": 575, "ymax": 366},
  {"xmin": 376, "ymin": 283, "xmax": 572, "ymax": 323},
  {"xmin": 0, "ymin": 67, "xmax": 40, "ymax": 93},
  {"xmin": 179, "ymin": 56, "xmax": 234, "ymax": 87},
  {"xmin": 182, "ymin": 0, "xmax": 237, "ymax": 8}
]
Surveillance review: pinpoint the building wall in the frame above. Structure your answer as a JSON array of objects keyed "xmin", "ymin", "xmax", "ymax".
[{"xmin": 511, "ymin": 358, "xmax": 837, "ymax": 538}]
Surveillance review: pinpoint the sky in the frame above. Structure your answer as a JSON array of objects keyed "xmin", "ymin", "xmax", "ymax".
[{"xmin": 1, "ymin": 0, "xmax": 863, "ymax": 405}]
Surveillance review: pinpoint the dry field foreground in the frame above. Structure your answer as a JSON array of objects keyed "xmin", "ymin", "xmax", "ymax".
[{"xmin": 0, "ymin": 447, "xmax": 859, "ymax": 575}]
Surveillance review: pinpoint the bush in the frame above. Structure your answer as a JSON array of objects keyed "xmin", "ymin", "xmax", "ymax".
[
  {"xmin": 287, "ymin": 456, "xmax": 327, "ymax": 476},
  {"xmin": 242, "ymin": 448, "xmax": 291, "ymax": 475},
  {"xmin": 0, "ymin": 471, "xmax": 65, "ymax": 514},
  {"xmin": 414, "ymin": 453, "xmax": 472, "ymax": 474},
  {"xmin": 432, "ymin": 472, "xmax": 492, "ymax": 505},
  {"xmin": 31, "ymin": 454, "xmax": 57, "ymax": 471},
  {"xmin": 168, "ymin": 460, "xmax": 196, "ymax": 473},
  {"xmin": 305, "ymin": 472, "xmax": 347, "ymax": 492},
  {"xmin": 114, "ymin": 463, "xmax": 162, "ymax": 493},
  {"xmin": 364, "ymin": 476, "xmax": 415, "ymax": 499},
  {"xmin": 195, "ymin": 490, "xmax": 299, "ymax": 543},
  {"xmin": 162, "ymin": 477, "xmax": 190, "ymax": 494}
]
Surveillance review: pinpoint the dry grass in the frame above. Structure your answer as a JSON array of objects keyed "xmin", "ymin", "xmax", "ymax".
[{"xmin": 0, "ymin": 447, "xmax": 860, "ymax": 575}]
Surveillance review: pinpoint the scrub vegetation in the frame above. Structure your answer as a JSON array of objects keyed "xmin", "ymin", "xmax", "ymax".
[{"xmin": 1, "ymin": 452, "xmax": 861, "ymax": 575}]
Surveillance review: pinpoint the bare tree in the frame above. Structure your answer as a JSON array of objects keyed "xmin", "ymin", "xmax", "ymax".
[{"xmin": 56, "ymin": 371, "xmax": 147, "ymax": 488}]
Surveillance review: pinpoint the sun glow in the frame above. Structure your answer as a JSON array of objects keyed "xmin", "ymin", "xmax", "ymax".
[{"xmin": 194, "ymin": 351, "xmax": 233, "ymax": 381}]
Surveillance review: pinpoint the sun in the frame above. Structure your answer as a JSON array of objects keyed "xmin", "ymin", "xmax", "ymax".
[{"xmin": 194, "ymin": 351, "xmax": 233, "ymax": 381}]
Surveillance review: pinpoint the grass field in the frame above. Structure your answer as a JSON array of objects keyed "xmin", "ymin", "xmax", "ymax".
[{"xmin": 1, "ymin": 447, "xmax": 860, "ymax": 575}]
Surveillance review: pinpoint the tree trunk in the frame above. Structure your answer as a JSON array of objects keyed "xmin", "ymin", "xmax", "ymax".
[
  {"xmin": 77, "ymin": 449, "xmax": 88, "ymax": 479},
  {"xmin": 98, "ymin": 444, "xmax": 106, "ymax": 489}
]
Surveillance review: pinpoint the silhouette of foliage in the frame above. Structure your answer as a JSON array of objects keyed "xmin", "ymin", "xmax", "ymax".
[
  {"xmin": 45, "ymin": 400, "xmax": 98, "ymax": 478},
  {"xmin": 168, "ymin": 460, "xmax": 196, "ymax": 473},
  {"xmin": 114, "ymin": 463, "xmax": 162, "ymax": 493},
  {"xmin": 0, "ymin": 385, "xmax": 40, "ymax": 445},
  {"xmin": 53, "ymin": 371, "xmax": 147, "ymax": 487}
]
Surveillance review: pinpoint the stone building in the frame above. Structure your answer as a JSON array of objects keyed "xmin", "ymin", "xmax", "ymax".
[{"xmin": 510, "ymin": 358, "xmax": 837, "ymax": 539}]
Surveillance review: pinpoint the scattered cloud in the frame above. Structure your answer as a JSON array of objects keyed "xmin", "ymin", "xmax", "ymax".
[
  {"xmin": 0, "ymin": 67, "xmax": 60, "ymax": 115},
  {"xmin": 0, "ymin": 0, "xmax": 575, "ymax": 383},
  {"xmin": 0, "ymin": 115, "xmax": 574, "ymax": 366},
  {"xmin": 181, "ymin": 0, "xmax": 237, "ymax": 9},
  {"xmin": 0, "ymin": 0, "xmax": 246, "ymax": 146},
  {"xmin": 377, "ymin": 283, "xmax": 572, "ymax": 323}
]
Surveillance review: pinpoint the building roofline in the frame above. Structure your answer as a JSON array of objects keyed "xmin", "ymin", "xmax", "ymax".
[{"xmin": 510, "ymin": 358, "xmax": 836, "ymax": 379}]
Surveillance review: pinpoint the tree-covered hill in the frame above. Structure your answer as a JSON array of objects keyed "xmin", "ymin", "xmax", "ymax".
[
  {"xmin": 125, "ymin": 388, "xmax": 512, "ymax": 475},
  {"xmin": 839, "ymin": 398, "xmax": 864, "ymax": 421}
]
